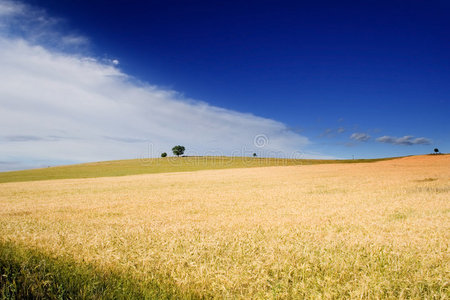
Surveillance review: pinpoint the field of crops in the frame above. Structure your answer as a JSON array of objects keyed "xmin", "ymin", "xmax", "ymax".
[
  {"xmin": 0, "ymin": 155, "xmax": 449, "ymax": 298},
  {"xmin": 0, "ymin": 156, "xmax": 390, "ymax": 184}
]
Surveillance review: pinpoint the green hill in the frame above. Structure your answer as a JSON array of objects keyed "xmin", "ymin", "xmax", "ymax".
[{"xmin": 0, "ymin": 156, "xmax": 393, "ymax": 184}]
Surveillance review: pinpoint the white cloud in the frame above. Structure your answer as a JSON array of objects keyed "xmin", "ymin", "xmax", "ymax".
[
  {"xmin": 0, "ymin": 1, "xmax": 329, "ymax": 170},
  {"xmin": 350, "ymin": 132, "xmax": 370, "ymax": 142},
  {"xmin": 376, "ymin": 135, "xmax": 431, "ymax": 146}
]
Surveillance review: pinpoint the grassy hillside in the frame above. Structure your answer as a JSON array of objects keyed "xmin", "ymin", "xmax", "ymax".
[
  {"xmin": 0, "ymin": 156, "xmax": 393, "ymax": 183},
  {"xmin": 1, "ymin": 155, "xmax": 448, "ymax": 298}
]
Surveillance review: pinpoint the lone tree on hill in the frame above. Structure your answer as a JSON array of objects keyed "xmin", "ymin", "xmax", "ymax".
[
  {"xmin": 434, "ymin": 148, "xmax": 439, "ymax": 154},
  {"xmin": 172, "ymin": 145, "xmax": 185, "ymax": 157},
  {"xmin": 253, "ymin": 153, "xmax": 257, "ymax": 157},
  {"xmin": 161, "ymin": 152, "xmax": 167, "ymax": 158}
]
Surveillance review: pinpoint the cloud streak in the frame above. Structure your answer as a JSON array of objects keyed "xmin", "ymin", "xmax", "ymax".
[
  {"xmin": 350, "ymin": 132, "xmax": 370, "ymax": 142},
  {"xmin": 376, "ymin": 136, "xmax": 432, "ymax": 146},
  {"xmin": 0, "ymin": 0, "xmax": 329, "ymax": 170}
]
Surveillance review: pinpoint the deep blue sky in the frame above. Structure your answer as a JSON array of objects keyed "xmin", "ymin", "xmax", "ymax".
[{"xmin": 23, "ymin": 0, "xmax": 450, "ymax": 158}]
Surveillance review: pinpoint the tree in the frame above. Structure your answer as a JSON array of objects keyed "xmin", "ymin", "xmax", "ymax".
[
  {"xmin": 161, "ymin": 152, "xmax": 167, "ymax": 158},
  {"xmin": 434, "ymin": 148, "xmax": 439, "ymax": 154},
  {"xmin": 172, "ymin": 145, "xmax": 185, "ymax": 157},
  {"xmin": 253, "ymin": 153, "xmax": 257, "ymax": 157}
]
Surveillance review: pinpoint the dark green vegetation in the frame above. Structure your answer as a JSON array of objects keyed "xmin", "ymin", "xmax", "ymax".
[
  {"xmin": 172, "ymin": 145, "xmax": 185, "ymax": 157},
  {"xmin": 0, "ymin": 156, "xmax": 395, "ymax": 184},
  {"xmin": 0, "ymin": 241, "xmax": 196, "ymax": 299}
]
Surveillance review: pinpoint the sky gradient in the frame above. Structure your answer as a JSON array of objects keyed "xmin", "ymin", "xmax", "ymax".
[{"xmin": 0, "ymin": 0, "xmax": 449, "ymax": 170}]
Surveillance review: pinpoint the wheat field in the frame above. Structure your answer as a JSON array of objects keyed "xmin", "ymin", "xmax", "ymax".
[{"xmin": 0, "ymin": 155, "xmax": 449, "ymax": 298}]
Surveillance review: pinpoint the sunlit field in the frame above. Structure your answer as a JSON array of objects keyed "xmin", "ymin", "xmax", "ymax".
[{"xmin": 0, "ymin": 155, "xmax": 448, "ymax": 298}]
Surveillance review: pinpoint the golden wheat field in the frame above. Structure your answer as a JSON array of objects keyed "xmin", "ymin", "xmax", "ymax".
[{"xmin": 1, "ymin": 155, "xmax": 449, "ymax": 298}]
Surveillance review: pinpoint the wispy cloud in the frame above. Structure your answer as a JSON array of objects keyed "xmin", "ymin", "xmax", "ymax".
[
  {"xmin": 337, "ymin": 127, "xmax": 345, "ymax": 134},
  {"xmin": 1, "ymin": 135, "xmax": 64, "ymax": 142},
  {"xmin": 0, "ymin": 0, "xmax": 23, "ymax": 16},
  {"xmin": 61, "ymin": 35, "xmax": 89, "ymax": 47},
  {"xmin": 350, "ymin": 132, "xmax": 370, "ymax": 142},
  {"xmin": 0, "ymin": 0, "xmax": 88, "ymax": 51},
  {"xmin": 376, "ymin": 136, "xmax": 431, "ymax": 146},
  {"xmin": 0, "ymin": 0, "xmax": 331, "ymax": 170},
  {"xmin": 320, "ymin": 128, "xmax": 334, "ymax": 138},
  {"xmin": 103, "ymin": 136, "xmax": 148, "ymax": 143},
  {"xmin": 320, "ymin": 127, "xmax": 345, "ymax": 138}
]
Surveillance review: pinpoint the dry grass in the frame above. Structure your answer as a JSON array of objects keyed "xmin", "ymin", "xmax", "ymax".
[{"xmin": 0, "ymin": 155, "xmax": 449, "ymax": 298}]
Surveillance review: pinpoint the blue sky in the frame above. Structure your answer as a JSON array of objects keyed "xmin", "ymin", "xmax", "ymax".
[{"xmin": 0, "ymin": 0, "xmax": 449, "ymax": 170}]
